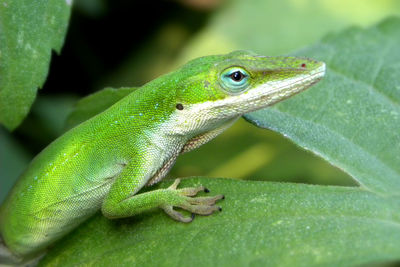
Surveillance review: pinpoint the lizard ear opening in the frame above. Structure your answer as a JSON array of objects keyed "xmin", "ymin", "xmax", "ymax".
[{"xmin": 176, "ymin": 103, "xmax": 184, "ymax": 110}]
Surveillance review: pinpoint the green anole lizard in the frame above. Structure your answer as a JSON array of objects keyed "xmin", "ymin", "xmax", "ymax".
[{"xmin": 0, "ymin": 51, "xmax": 325, "ymax": 264}]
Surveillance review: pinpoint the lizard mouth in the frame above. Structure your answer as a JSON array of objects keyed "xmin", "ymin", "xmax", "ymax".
[{"xmin": 264, "ymin": 63, "xmax": 326, "ymax": 101}]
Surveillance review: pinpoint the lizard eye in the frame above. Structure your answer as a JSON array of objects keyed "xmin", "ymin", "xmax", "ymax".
[
  {"xmin": 230, "ymin": 71, "xmax": 245, "ymax": 82},
  {"xmin": 220, "ymin": 67, "xmax": 250, "ymax": 93}
]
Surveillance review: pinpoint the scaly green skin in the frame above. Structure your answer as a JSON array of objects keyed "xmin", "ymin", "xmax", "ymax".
[{"xmin": 0, "ymin": 51, "xmax": 325, "ymax": 262}]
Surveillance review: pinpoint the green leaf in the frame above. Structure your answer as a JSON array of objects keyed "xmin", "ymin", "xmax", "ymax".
[
  {"xmin": 0, "ymin": 127, "xmax": 31, "ymax": 204},
  {"xmin": 39, "ymin": 178, "xmax": 400, "ymax": 267},
  {"xmin": 32, "ymin": 95, "xmax": 78, "ymax": 137},
  {"xmin": 0, "ymin": 0, "xmax": 71, "ymax": 130},
  {"xmin": 244, "ymin": 17, "xmax": 400, "ymax": 196},
  {"xmin": 65, "ymin": 87, "xmax": 137, "ymax": 130}
]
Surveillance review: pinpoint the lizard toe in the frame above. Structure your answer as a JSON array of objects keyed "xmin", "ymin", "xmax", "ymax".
[{"xmin": 161, "ymin": 205, "xmax": 194, "ymax": 223}]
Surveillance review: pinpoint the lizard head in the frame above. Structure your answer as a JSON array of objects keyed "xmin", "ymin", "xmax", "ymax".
[{"xmin": 171, "ymin": 50, "xmax": 325, "ymax": 134}]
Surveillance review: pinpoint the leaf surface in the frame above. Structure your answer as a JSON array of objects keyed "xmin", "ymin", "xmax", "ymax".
[
  {"xmin": 0, "ymin": 0, "xmax": 71, "ymax": 130},
  {"xmin": 245, "ymin": 17, "xmax": 400, "ymax": 196}
]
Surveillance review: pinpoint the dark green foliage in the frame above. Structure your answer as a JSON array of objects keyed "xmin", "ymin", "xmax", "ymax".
[{"xmin": 0, "ymin": 0, "xmax": 71, "ymax": 130}]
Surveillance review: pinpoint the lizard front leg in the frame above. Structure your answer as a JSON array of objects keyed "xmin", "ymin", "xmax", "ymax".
[{"xmin": 101, "ymin": 158, "xmax": 224, "ymax": 223}]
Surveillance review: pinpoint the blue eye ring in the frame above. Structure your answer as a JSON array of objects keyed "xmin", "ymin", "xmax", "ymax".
[{"xmin": 220, "ymin": 67, "xmax": 250, "ymax": 93}]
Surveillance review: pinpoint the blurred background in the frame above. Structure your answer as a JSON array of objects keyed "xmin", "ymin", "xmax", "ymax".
[{"xmin": 2, "ymin": 0, "xmax": 400, "ymax": 203}]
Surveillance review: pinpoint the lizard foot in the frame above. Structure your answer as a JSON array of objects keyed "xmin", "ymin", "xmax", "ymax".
[{"xmin": 160, "ymin": 179, "xmax": 224, "ymax": 223}]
